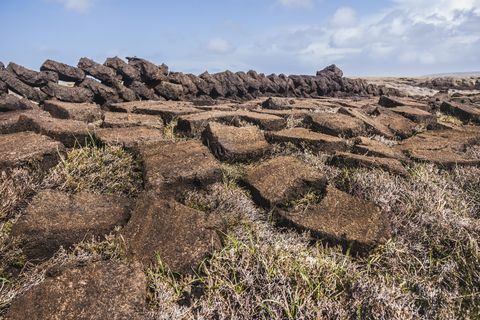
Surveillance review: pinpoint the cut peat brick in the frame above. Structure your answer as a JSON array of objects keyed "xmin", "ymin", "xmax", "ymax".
[
  {"xmin": 0, "ymin": 94, "xmax": 38, "ymax": 112},
  {"xmin": 252, "ymin": 108, "xmax": 310, "ymax": 122},
  {"xmin": 109, "ymin": 100, "xmax": 202, "ymax": 123},
  {"xmin": 0, "ymin": 132, "xmax": 65, "ymax": 171},
  {"xmin": 0, "ymin": 110, "xmax": 50, "ymax": 134},
  {"xmin": 378, "ymin": 95, "xmax": 431, "ymax": 112},
  {"xmin": 351, "ymin": 137, "xmax": 409, "ymax": 161},
  {"xmin": 266, "ymin": 127, "xmax": 348, "ymax": 153},
  {"xmin": 372, "ymin": 107, "xmax": 417, "ymax": 139},
  {"xmin": 330, "ymin": 152, "xmax": 409, "ymax": 176},
  {"xmin": 177, "ymin": 110, "xmax": 286, "ymax": 137},
  {"xmin": 94, "ymin": 127, "xmax": 163, "ymax": 149},
  {"xmin": 398, "ymin": 128, "xmax": 480, "ymax": 167},
  {"xmin": 43, "ymin": 100, "xmax": 102, "ymax": 123},
  {"xmin": 10, "ymin": 190, "xmax": 131, "ymax": 262},
  {"xmin": 102, "ymin": 111, "xmax": 164, "ymax": 129},
  {"xmin": 338, "ymin": 107, "xmax": 394, "ymax": 138},
  {"xmin": 307, "ymin": 112, "xmax": 365, "ymax": 138},
  {"xmin": 389, "ymin": 106, "xmax": 436, "ymax": 126},
  {"xmin": 440, "ymin": 101, "xmax": 480, "ymax": 124},
  {"xmin": 202, "ymin": 122, "xmax": 271, "ymax": 162},
  {"xmin": 140, "ymin": 139, "xmax": 222, "ymax": 193},
  {"xmin": 41, "ymin": 82, "xmax": 94, "ymax": 103},
  {"xmin": 241, "ymin": 155, "xmax": 327, "ymax": 208},
  {"xmin": 277, "ymin": 185, "xmax": 391, "ymax": 252},
  {"xmin": 17, "ymin": 114, "xmax": 93, "ymax": 148},
  {"xmin": 122, "ymin": 193, "xmax": 221, "ymax": 273},
  {"xmin": 5, "ymin": 261, "xmax": 146, "ymax": 320}
]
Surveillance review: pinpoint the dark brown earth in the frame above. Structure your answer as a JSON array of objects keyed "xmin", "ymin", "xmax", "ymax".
[
  {"xmin": 1, "ymin": 60, "xmax": 480, "ymax": 318},
  {"xmin": 122, "ymin": 193, "xmax": 221, "ymax": 273},
  {"xmin": 5, "ymin": 261, "xmax": 146, "ymax": 320},
  {"xmin": 10, "ymin": 190, "xmax": 131, "ymax": 261}
]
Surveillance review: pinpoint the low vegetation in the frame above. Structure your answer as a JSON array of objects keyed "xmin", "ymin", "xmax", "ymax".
[
  {"xmin": 149, "ymin": 154, "xmax": 480, "ymax": 319},
  {"xmin": 43, "ymin": 142, "xmax": 142, "ymax": 196},
  {"xmin": 1, "ymin": 142, "xmax": 480, "ymax": 319}
]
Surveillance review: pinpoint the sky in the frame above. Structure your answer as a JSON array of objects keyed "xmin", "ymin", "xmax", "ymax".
[{"xmin": 0, "ymin": 0, "xmax": 479, "ymax": 76}]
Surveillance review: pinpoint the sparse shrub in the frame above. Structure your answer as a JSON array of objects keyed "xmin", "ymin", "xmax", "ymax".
[{"xmin": 43, "ymin": 143, "xmax": 142, "ymax": 196}]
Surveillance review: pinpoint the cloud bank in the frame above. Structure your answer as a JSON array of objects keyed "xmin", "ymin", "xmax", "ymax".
[{"xmin": 208, "ymin": 0, "xmax": 480, "ymax": 75}]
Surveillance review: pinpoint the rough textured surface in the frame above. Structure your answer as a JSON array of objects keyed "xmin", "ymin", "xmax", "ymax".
[
  {"xmin": 94, "ymin": 127, "xmax": 164, "ymax": 149},
  {"xmin": 10, "ymin": 190, "xmax": 131, "ymax": 261},
  {"xmin": 266, "ymin": 127, "xmax": 348, "ymax": 153},
  {"xmin": 389, "ymin": 106, "xmax": 436, "ymax": 126},
  {"xmin": 371, "ymin": 107, "xmax": 417, "ymax": 138},
  {"xmin": 102, "ymin": 111, "xmax": 164, "ymax": 129},
  {"xmin": 104, "ymin": 56, "xmax": 141, "ymax": 82},
  {"xmin": 78, "ymin": 57, "xmax": 119, "ymax": 85},
  {"xmin": 351, "ymin": 137, "xmax": 408, "ymax": 161},
  {"xmin": 40, "ymin": 59, "xmax": 86, "ymax": 82},
  {"xmin": 6, "ymin": 62, "xmax": 57, "ymax": 87},
  {"xmin": 331, "ymin": 152, "xmax": 409, "ymax": 176},
  {"xmin": 339, "ymin": 107, "xmax": 394, "ymax": 138},
  {"xmin": 41, "ymin": 82, "xmax": 94, "ymax": 103},
  {"xmin": 0, "ymin": 132, "xmax": 65, "ymax": 170},
  {"xmin": 202, "ymin": 122, "xmax": 271, "ymax": 162},
  {"xmin": 5, "ymin": 261, "xmax": 146, "ymax": 320},
  {"xmin": 0, "ymin": 69, "xmax": 48, "ymax": 102},
  {"xmin": 440, "ymin": 101, "xmax": 480, "ymax": 124},
  {"xmin": 109, "ymin": 100, "xmax": 201, "ymax": 123},
  {"xmin": 140, "ymin": 139, "xmax": 222, "ymax": 192},
  {"xmin": 43, "ymin": 100, "xmax": 102, "ymax": 122},
  {"xmin": 278, "ymin": 185, "xmax": 391, "ymax": 251},
  {"xmin": 0, "ymin": 59, "xmax": 405, "ymax": 114},
  {"xmin": 122, "ymin": 194, "xmax": 221, "ymax": 273},
  {"xmin": 79, "ymin": 78, "xmax": 120, "ymax": 104},
  {"xmin": 307, "ymin": 112, "xmax": 365, "ymax": 138},
  {"xmin": 378, "ymin": 95, "xmax": 431, "ymax": 111},
  {"xmin": 0, "ymin": 94, "xmax": 38, "ymax": 112},
  {"xmin": 399, "ymin": 128, "xmax": 480, "ymax": 167},
  {"xmin": 177, "ymin": 110, "xmax": 286, "ymax": 136},
  {"xmin": 242, "ymin": 156, "xmax": 327, "ymax": 208},
  {"xmin": 17, "ymin": 113, "xmax": 93, "ymax": 147},
  {"xmin": 127, "ymin": 57, "xmax": 168, "ymax": 83}
]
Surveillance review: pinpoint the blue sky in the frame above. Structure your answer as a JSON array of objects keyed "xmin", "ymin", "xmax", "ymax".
[{"xmin": 0, "ymin": 0, "xmax": 479, "ymax": 76}]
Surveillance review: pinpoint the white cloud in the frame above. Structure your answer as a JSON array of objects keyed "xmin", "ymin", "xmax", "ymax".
[
  {"xmin": 207, "ymin": 38, "xmax": 234, "ymax": 54},
  {"xmin": 174, "ymin": 0, "xmax": 480, "ymax": 76},
  {"xmin": 331, "ymin": 7, "xmax": 357, "ymax": 27},
  {"xmin": 278, "ymin": 0, "xmax": 313, "ymax": 8},
  {"xmin": 289, "ymin": 1, "xmax": 480, "ymax": 74},
  {"xmin": 54, "ymin": 0, "xmax": 95, "ymax": 13}
]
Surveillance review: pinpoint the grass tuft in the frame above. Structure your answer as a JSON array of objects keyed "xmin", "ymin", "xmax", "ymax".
[{"xmin": 43, "ymin": 144, "xmax": 142, "ymax": 196}]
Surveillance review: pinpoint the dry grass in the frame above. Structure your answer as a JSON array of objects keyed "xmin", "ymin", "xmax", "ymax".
[
  {"xmin": 43, "ymin": 143, "xmax": 142, "ymax": 196},
  {"xmin": 0, "ymin": 143, "xmax": 141, "ymax": 316},
  {"xmin": 437, "ymin": 112, "xmax": 464, "ymax": 126},
  {"xmin": 0, "ymin": 169, "xmax": 41, "ymax": 220},
  {"xmin": 2, "ymin": 135, "xmax": 480, "ymax": 319},
  {"xmin": 163, "ymin": 119, "xmax": 179, "ymax": 141},
  {"xmin": 146, "ymin": 154, "xmax": 480, "ymax": 319},
  {"xmin": 0, "ymin": 168, "xmax": 43, "ymax": 306},
  {"xmin": 0, "ymin": 234, "xmax": 124, "ymax": 316}
]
